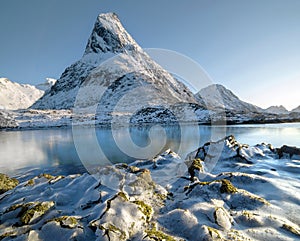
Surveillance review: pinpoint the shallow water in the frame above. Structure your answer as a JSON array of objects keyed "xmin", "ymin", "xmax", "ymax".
[{"xmin": 0, "ymin": 122, "xmax": 299, "ymax": 177}]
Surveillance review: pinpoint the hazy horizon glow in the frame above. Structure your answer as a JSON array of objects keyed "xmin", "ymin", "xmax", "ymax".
[{"xmin": 0, "ymin": 0, "xmax": 299, "ymax": 110}]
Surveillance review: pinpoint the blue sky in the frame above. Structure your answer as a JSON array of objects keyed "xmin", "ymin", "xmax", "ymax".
[{"xmin": 0, "ymin": 0, "xmax": 300, "ymax": 110}]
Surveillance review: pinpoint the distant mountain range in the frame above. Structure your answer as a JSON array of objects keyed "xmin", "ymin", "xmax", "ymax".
[
  {"xmin": 195, "ymin": 84, "xmax": 262, "ymax": 113},
  {"xmin": 264, "ymin": 105, "xmax": 289, "ymax": 115},
  {"xmin": 195, "ymin": 84, "xmax": 299, "ymax": 115},
  {"xmin": 0, "ymin": 13, "xmax": 299, "ymax": 128}
]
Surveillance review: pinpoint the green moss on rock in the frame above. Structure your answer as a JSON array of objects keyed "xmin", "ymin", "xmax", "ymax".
[
  {"xmin": 188, "ymin": 158, "xmax": 204, "ymax": 179},
  {"xmin": 26, "ymin": 179, "xmax": 35, "ymax": 186},
  {"xmin": 20, "ymin": 201, "xmax": 54, "ymax": 225},
  {"xmin": 146, "ymin": 227, "xmax": 176, "ymax": 241},
  {"xmin": 220, "ymin": 179, "xmax": 237, "ymax": 194},
  {"xmin": 46, "ymin": 216, "xmax": 78, "ymax": 229},
  {"xmin": 206, "ymin": 226, "xmax": 222, "ymax": 239},
  {"xmin": 100, "ymin": 223, "xmax": 126, "ymax": 240},
  {"xmin": 184, "ymin": 181, "xmax": 211, "ymax": 192},
  {"xmin": 117, "ymin": 191, "xmax": 129, "ymax": 201},
  {"xmin": 0, "ymin": 173, "xmax": 19, "ymax": 194},
  {"xmin": 5, "ymin": 202, "xmax": 34, "ymax": 214},
  {"xmin": 133, "ymin": 200, "xmax": 153, "ymax": 221}
]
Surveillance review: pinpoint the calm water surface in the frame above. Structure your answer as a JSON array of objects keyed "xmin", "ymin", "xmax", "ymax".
[{"xmin": 1, "ymin": 123, "xmax": 299, "ymax": 177}]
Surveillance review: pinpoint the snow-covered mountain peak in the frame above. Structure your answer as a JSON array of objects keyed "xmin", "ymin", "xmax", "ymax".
[
  {"xmin": 195, "ymin": 84, "xmax": 262, "ymax": 113},
  {"xmin": 32, "ymin": 12, "xmax": 197, "ymax": 110},
  {"xmin": 83, "ymin": 12, "xmax": 140, "ymax": 56}
]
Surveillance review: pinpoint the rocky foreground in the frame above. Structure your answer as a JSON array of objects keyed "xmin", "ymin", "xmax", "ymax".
[{"xmin": 1, "ymin": 136, "xmax": 300, "ymax": 240}]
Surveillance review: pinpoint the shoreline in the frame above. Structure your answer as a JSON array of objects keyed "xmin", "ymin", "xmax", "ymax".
[{"xmin": 1, "ymin": 118, "xmax": 300, "ymax": 132}]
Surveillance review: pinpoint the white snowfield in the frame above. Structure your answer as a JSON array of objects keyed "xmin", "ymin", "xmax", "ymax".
[
  {"xmin": 0, "ymin": 78, "xmax": 44, "ymax": 110},
  {"xmin": 0, "ymin": 77, "xmax": 56, "ymax": 111},
  {"xmin": 1, "ymin": 136, "xmax": 300, "ymax": 240}
]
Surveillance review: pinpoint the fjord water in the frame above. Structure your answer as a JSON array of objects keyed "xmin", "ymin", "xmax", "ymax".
[{"xmin": 1, "ymin": 123, "xmax": 300, "ymax": 177}]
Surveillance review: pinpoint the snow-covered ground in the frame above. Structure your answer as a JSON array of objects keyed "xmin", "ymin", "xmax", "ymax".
[
  {"xmin": 1, "ymin": 136, "xmax": 300, "ymax": 240},
  {"xmin": 0, "ymin": 107, "xmax": 299, "ymax": 130}
]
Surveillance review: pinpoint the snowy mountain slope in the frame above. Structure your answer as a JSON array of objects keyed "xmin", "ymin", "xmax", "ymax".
[
  {"xmin": 291, "ymin": 105, "xmax": 300, "ymax": 113},
  {"xmin": 35, "ymin": 78, "xmax": 57, "ymax": 92},
  {"xmin": 264, "ymin": 105, "xmax": 289, "ymax": 114},
  {"xmin": 32, "ymin": 13, "xmax": 197, "ymax": 111},
  {"xmin": 195, "ymin": 84, "xmax": 262, "ymax": 113},
  {"xmin": 0, "ymin": 78, "xmax": 44, "ymax": 110}
]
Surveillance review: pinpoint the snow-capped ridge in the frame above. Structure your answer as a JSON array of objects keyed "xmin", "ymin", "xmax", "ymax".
[
  {"xmin": 264, "ymin": 105, "xmax": 289, "ymax": 114},
  {"xmin": 195, "ymin": 84, "xmax": 262, "ymax": 113},
  {"xmin": 291, "ymin": 105, "xmax": 300, "ymax": 113}
]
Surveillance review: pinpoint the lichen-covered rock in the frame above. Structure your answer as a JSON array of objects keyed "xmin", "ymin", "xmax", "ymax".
[
  {"xmin": 46, "ymin": 216, "xmax": 79, "ymax": 229},
  {"xmin": 19, "ymin": 201, "xmax": 55, "ymax": 225},
  {"xmin": 188, "ymin": 158, "xmax": 204, "ymax": 180},
  {"xmin": 220, "ymin": 179, "xmax": 237, "ymax": 194},
  {"xmin": 0, "ymin": 173, "xmax": 19, "ymax": 194},
  {"xmin": 201, "ymin": 225, "xmax": 224, "ymax": 241},
  {"xmin": 145, "ymin": 226, "xmax": 177, "ymax": 241}
]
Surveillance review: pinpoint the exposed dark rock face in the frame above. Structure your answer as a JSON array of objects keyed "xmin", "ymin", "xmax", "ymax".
[{"xmin": 277, "ymin": 145, "xmax": 300, "ymax": 158}]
